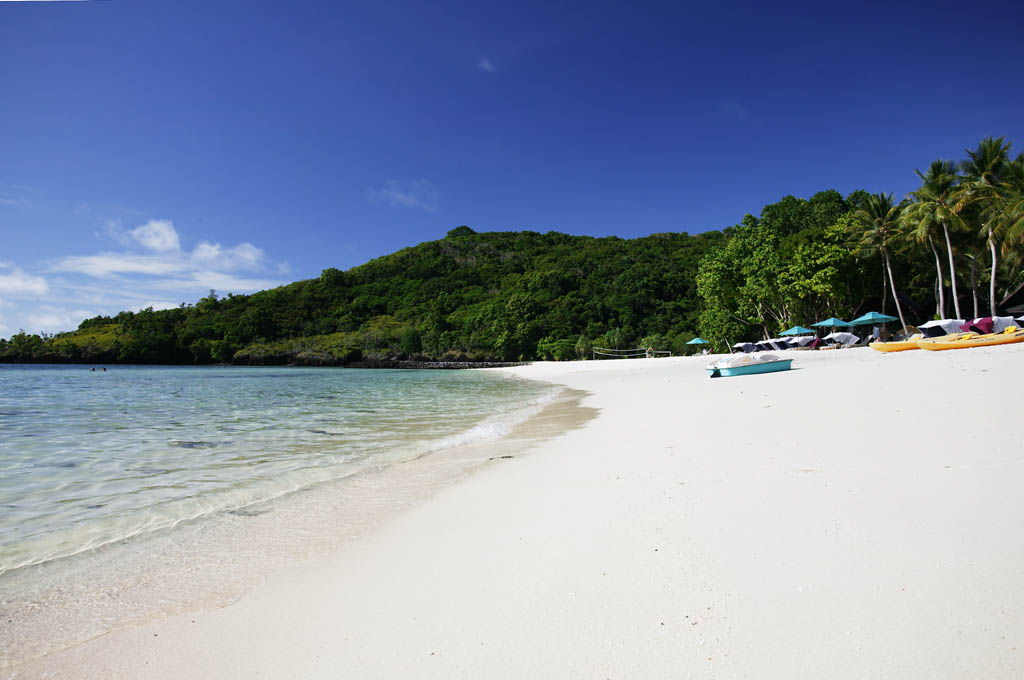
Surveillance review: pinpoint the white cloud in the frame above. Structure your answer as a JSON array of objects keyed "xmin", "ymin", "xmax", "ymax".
[
  {"xmin": 102, "ymin": 218, "xmax": 130, "ymax": 245},
  {"xmin": 190, "ymin": 241, "xmax": 266, "ymax": 271},
  {"xmin": 368, "ymin": 179, "xmax": 440, "ymax": 212},
  {"xmin": 0, "ymin": 262, "xmax": 49, "ymax": 295},
  {"xmin": 478, "ymin": 58, "xmax": 496, "ymax": 73},
  {"xmin": 27, "ymin": 308, "xmax": 76, "ymax": 334},
  {"xmin": 1, "ymin": 217, "xmax": 292, "ymax": 337},
  {"xmin": 53, "ymin": 229, "xmax": 268, "ymax": 278},
  {"xmin": 130, "ymin": 219, "xmax": 181, "ymax": 252},
  {"xmin": 53, "ymin": 253, "xmax": 185, "ymax": 277},
  {"xmin": 154, "ymin": 271, "xmax": 285, "ymax": 292},
  {"xmin": 139, "ymin": 301, "xmax": 180, "ymax": 312}
]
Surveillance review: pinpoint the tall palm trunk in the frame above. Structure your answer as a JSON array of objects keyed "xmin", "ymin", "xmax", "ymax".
[
  {"xmin": 970, "ymin": 255, "xmax": 979, "ymax": 317},
  {"xmin": 941, "ymin": 221, "xmax": 961, "ymax": 319},
  {"xmin": 928, "ymin": 234, "xmax": 945, "ymax": 317},
  {"xmin": 988, "ymin": 227, "xmax": 998, "ymax": 316},
  {"xmin": 883, "ymin": 247, "xmax": 908, "ymax": 335},
  {"xmin": 880, "ymin": 260, "xmax": 888, "ymax": 315}
]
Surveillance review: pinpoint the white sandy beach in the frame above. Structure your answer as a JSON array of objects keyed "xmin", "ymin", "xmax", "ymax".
[{"xmin": 9, "ymin": 346, "xmax": 1024, "ymax": 679}]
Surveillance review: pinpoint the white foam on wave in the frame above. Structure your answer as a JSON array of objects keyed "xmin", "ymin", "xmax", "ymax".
[{"xmin": 421, "ymin": 385, "xmax": 564, "ymax": 453}]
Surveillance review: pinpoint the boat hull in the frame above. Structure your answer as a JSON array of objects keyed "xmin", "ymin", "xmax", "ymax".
[
  {"xmin": 869, "ymin": 340, "xmax": 920, "ymax": 352},
  {"xmin": 916, "ymin": 328, "xmax": 1024, "ymax": 351},
  {"xmin": 707, "ymin": 359, "xmax": 792, "ymax": 377}
]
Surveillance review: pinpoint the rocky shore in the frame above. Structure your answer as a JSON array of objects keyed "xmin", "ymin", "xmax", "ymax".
[{"xmin": 346, "ymin": 359, "xmax": 529, "ymax": 370}]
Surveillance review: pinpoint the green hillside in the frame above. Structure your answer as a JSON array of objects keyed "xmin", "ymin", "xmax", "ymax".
[{"xmin": 1, "ymin": 226, "xmax": 727, "ymax": 364}]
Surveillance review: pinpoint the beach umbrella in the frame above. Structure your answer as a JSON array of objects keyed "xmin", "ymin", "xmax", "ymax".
[
  {"xmin": 686, "ymin": 337, "xmax": 709, "ymax": 354},
  {"xmin": 847, "ymin": 311, "xmax": 899, "ymax": 326},
  {"xmin": 779, "ymin": 325, "xmax": 816, "ymax": 336},
  {"xmin": 812, "ymin": 317, "xmax": 850, "ymax": 330}
]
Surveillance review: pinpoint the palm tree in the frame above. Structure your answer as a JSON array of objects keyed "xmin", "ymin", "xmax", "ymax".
[
  {"xmin": 957, "ymin": 137, "xmax": 1012, "ymax": 316},
  {"xmin": 902, "ymin": 160, "xmax": 962, "ymax": 318},
  {"xmin": 854, "ymin": 192, "xmax": 909, "ymax": 334},
  {"xmin": 996, "ymin": 153, "xmax": 1024, "ymax": 254}
]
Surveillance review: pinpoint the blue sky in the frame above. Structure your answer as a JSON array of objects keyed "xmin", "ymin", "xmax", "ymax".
[{"xmin": 1, "ymin": 0, "xmax": 1022, "ymax": 337}]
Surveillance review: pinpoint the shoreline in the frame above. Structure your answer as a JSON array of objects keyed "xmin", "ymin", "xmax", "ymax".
[
  {"xmin": 8, "ymin": 347, "xmax": 1024, "ymax": 678},
  {"xmin": 1, "ymin": 381, "xmax": 594, "ymax": 671}
]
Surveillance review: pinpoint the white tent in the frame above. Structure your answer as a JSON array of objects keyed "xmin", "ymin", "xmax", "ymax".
[
  {"xmin": 992, "ymin": 316, "xmax": 1019, "ymax": 333},
  {"xmin": 788, "ymin": 335, "xmax": 816, "ymax": 347},
  {"xmin": 918, "ymin": 319, "xmax": 964, "ymax": 336},
  {"xmin": 823, "ymin": 331, "xmax": 859, "ymax": 346}
]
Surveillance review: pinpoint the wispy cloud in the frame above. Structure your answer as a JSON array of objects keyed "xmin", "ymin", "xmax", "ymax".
[
  {"xmin": 58, "ymin": 219, "xmax": 271, "ymax": 278},
  {"xmin": 53, "ymin": 253, "xmax": 184, "ymax": 277},
  {"xmin": 151, "ymin": 271, "xmax": 286, "ymax": 292},
  {"xmin": 26, "ymin": 308, "xmax": 77, "ymax": 334},
  {"xmin": 478, "ymin": 58, "xmax": 496, "ymax": 73},
  {"xmin": 368, "ymin": 179, "xmax": 440, "ymax": 212},
  {"xmin": 140, "ymin": 301, "xmax": 180, "ymax": 312},
  {"xmin": 0, "ymin": 218, "xmax": 289, "ymax": 338},
  {"xmin": 190, "ymin": 241, "xmax": 266, "ymax": 271},
  {"xmin": 0, "ymin": 262, "xmax": 49, "ymax": 296},
  {"xmin": 56, "ymin": 219, "xmax": 283, "ymax": 292},
  {"xmin": 0, "ymin": 181, "xmax": 37, "ymax": 209},
  {"xmin": 0, "ymin": 182, "xmax": 36, "ymax": 193}
]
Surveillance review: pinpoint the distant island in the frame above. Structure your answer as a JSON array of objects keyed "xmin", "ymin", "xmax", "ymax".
[{"xmin": 3, "ymin": 137, "xmax": 1022, "ymax": 365}]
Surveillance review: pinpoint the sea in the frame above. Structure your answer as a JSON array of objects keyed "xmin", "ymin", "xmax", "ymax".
[{"xmin": 0, "ymin": 364, "xmax": 574, "ymax": 666}]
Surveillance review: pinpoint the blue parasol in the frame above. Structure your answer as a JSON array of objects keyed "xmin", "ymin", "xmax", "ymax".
[
  {"xmin": 847, "ymin": 311, "xmax": 899, "ymax": 326},
  {"xmin": 812, "ymin": 317, "xmax": 850, "ymax": 329}
]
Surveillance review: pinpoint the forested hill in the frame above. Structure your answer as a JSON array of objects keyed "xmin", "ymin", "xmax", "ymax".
[
  {"xmin": 5, "ymin": 139, "xmax": 1024, "ymax": 366},
  {"xmin": 0, "ymin": 226, "xmax": 729, "ymax": 365}
]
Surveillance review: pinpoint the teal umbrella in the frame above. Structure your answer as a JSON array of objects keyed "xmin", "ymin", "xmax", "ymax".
[
  {"xmin": 847, "ymin": 311, "xmax": 898, "ymax": 326},
  {"xmin": 779, "ymin": 326, "xmax": 816, "ymax": 336},
  {"xmin": 812, "ymin": 317, "xmax": 850, "ymax": 329},
  {"xmin": 686, "ymin": 337, "xmax": 709, "ymax": 355}
]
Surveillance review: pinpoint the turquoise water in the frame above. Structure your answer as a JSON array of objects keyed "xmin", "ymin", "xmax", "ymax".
[{"xmin": 0, "ymin": 365, "xmax": 556, "ymax": 576}]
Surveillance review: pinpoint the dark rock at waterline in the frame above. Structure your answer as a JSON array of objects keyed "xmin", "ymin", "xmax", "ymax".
[{"xmin": 346, "ymin": 359, "xmax": 529, "ymax": 370}]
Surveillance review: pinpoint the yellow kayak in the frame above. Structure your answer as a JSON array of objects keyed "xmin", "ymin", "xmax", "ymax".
[
  {"xmin": 872, "ymin": 332, "xmax": 972, "ymax": 352},
  {"xmin": 916, "ymin": 327, "xmax": 1024, "ymax": 351},
  {"xmin": 870, "ymin": 334, "xmax": 925, "ymax": 352}
]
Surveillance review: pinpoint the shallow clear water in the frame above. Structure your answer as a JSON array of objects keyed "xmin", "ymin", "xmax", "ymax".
[{"xmin": 0, "ymin": 364, "xmax": 556, "ymax": 575}]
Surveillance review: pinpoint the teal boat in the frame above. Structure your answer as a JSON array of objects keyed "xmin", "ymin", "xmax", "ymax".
[{"xmin": 706, "ymin": 353, "xmax": 792, "ymax": 378}]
